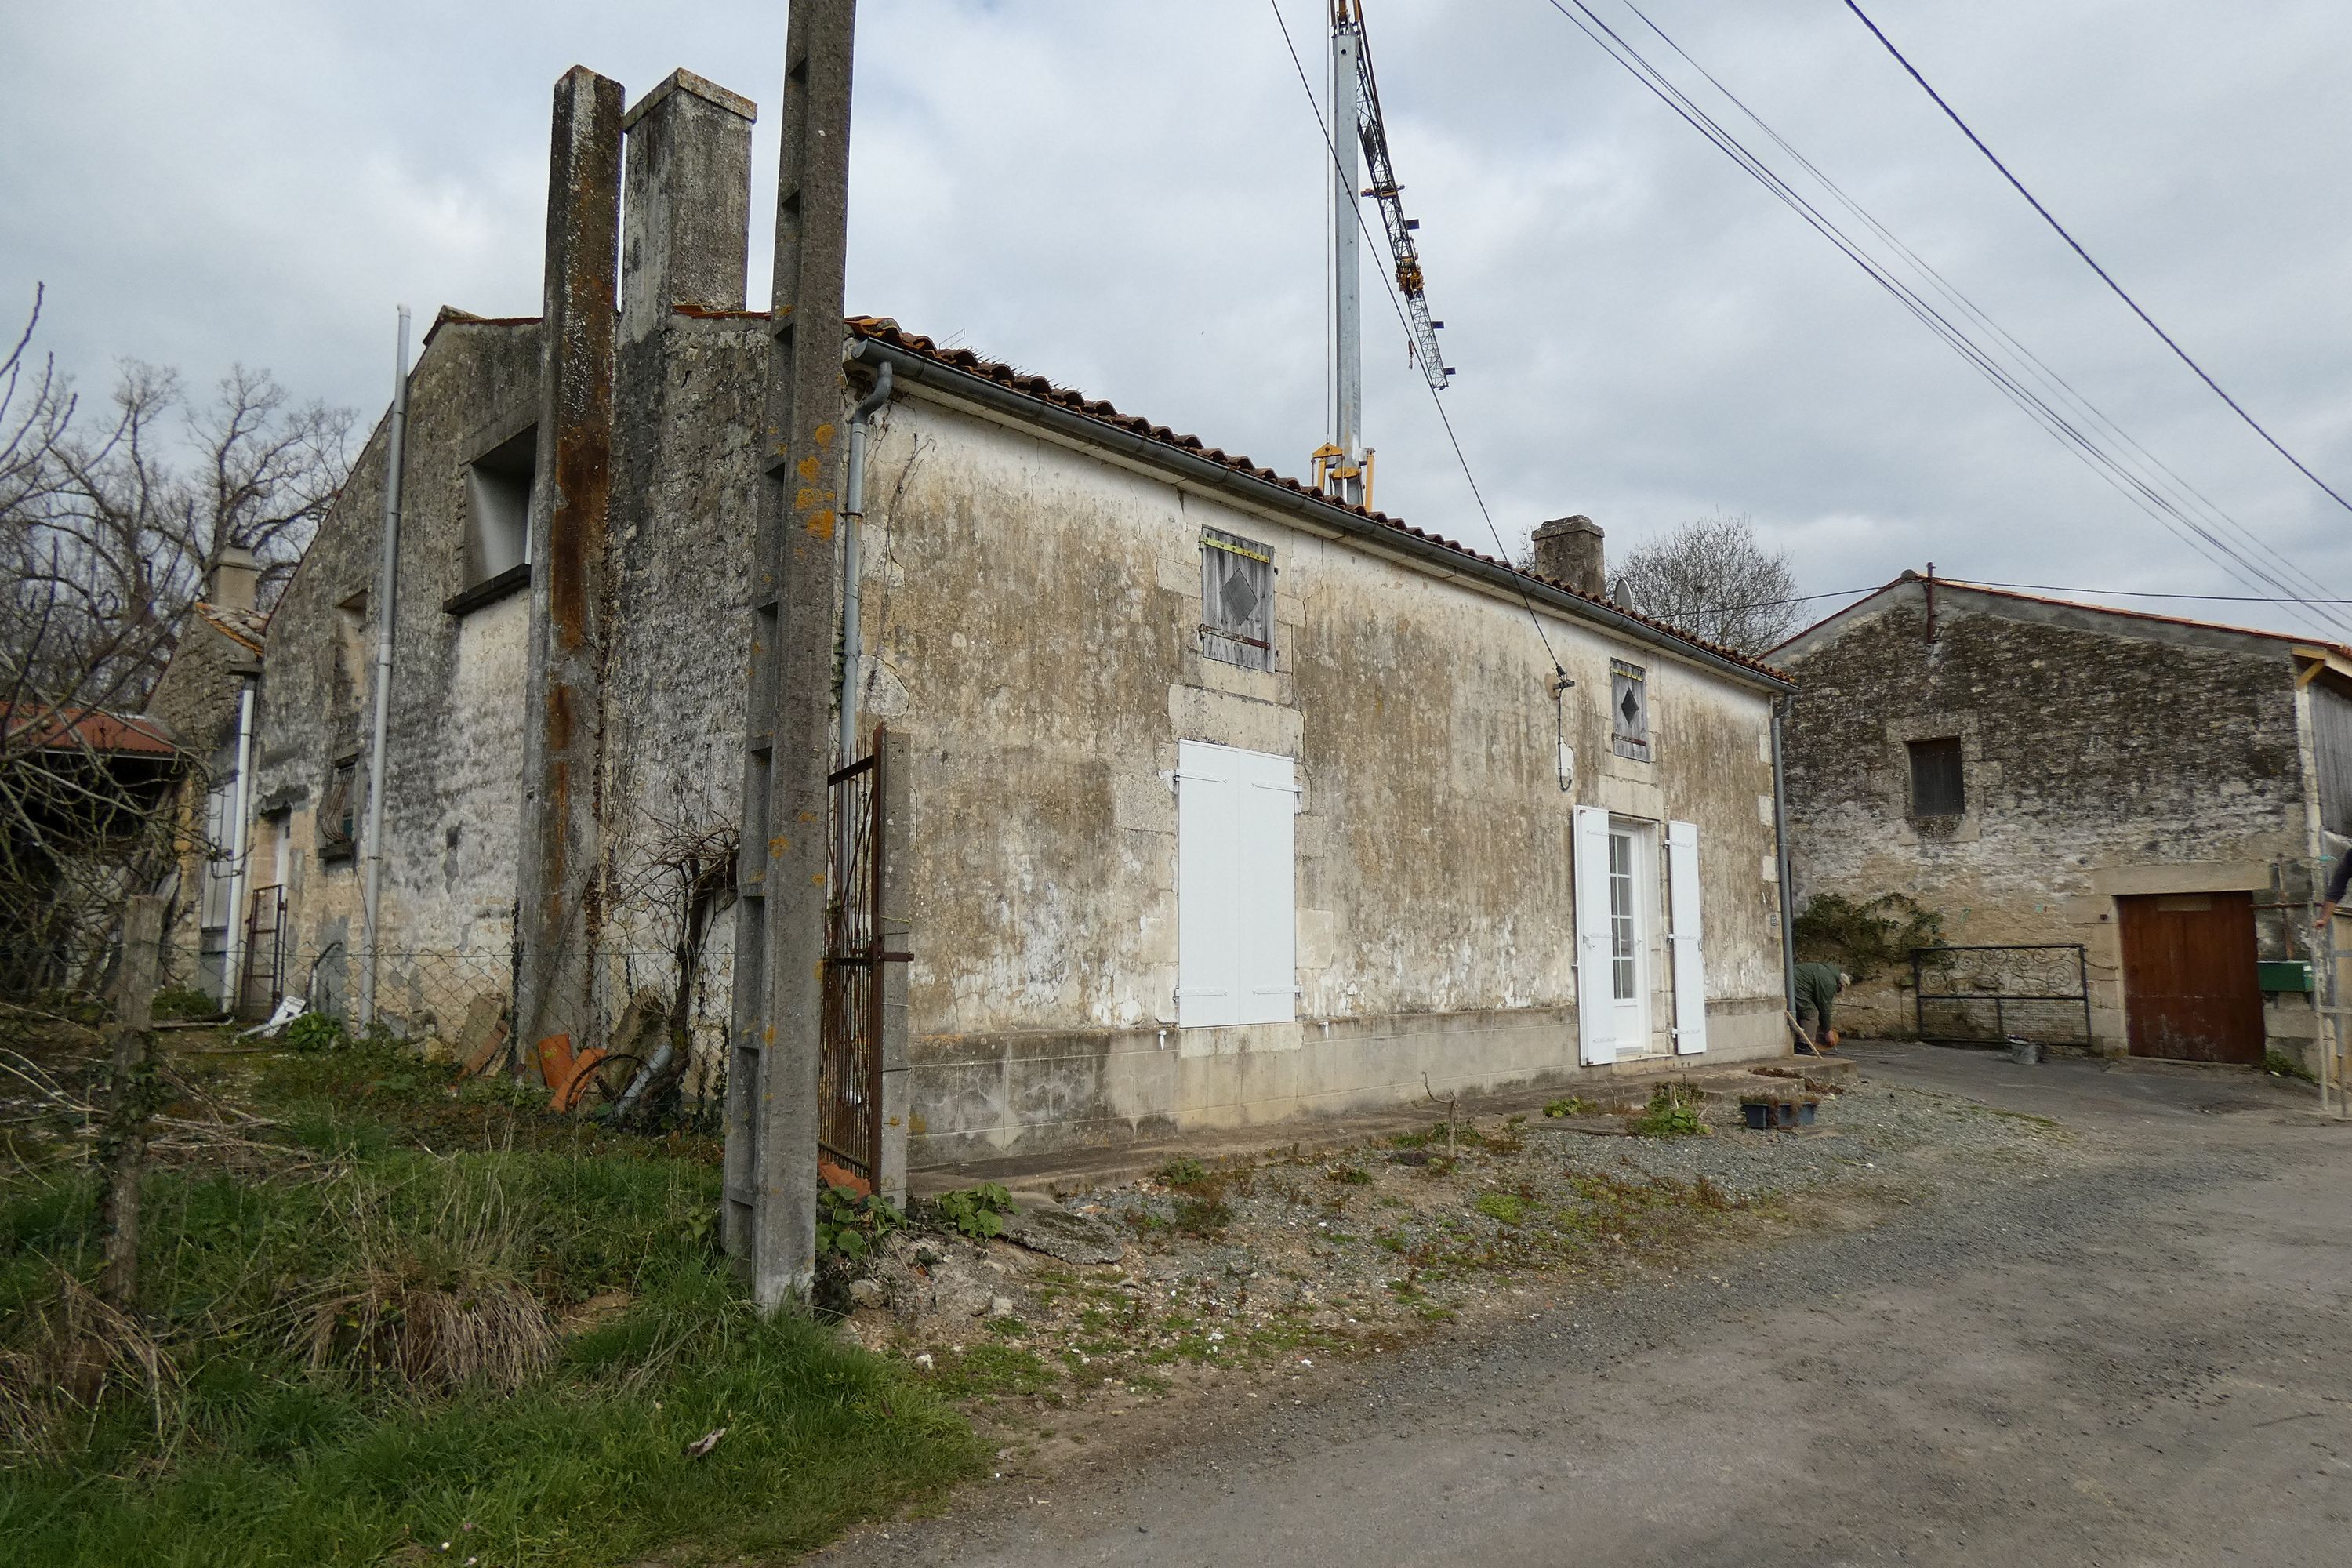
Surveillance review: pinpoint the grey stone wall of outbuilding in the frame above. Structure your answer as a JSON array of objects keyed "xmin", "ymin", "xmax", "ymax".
[
  {"xmin": 251, "ymin": 316, "xmax": 543, "ymax": 1028},
  {"xmin": 1778, "ymin": 583, "xmax": 2326, "ymax": 1065}
]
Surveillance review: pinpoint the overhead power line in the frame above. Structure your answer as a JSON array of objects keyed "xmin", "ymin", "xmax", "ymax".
[
  {"xmin": 1534, "ymin": 0, "xmax": 2352, "ymax": 641},
  {"xmin": 1701, "ymin": 581, "xmax": 2352, "ymax": 616},
  {"xmin": 1269, "ymin": 0, "xmax": 1570, "ymax": 677},
  {"xmin": 1841, "ymin": 0, "xmax": 2352, "ymax": 524}
]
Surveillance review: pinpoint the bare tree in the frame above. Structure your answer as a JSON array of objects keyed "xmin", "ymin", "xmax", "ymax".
[
  {"xmin": 1612, "ymin": 515, "xmax": 1802, "ymax": 654},
  {"xmin": 1, "ymin": 288, "xmax": 352, "ymax": 1000}
]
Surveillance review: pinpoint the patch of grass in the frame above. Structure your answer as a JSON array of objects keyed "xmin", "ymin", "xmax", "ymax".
[
  {"xmin": 149, "ymin": 984, "xmax": 220, "ymax": 1022},
  {"xmin": 922, "ymin": 1342, "xmax": 1061, "ymax": 1403},
  {"xmin": 1543, "ymin": 1096, "xmax": 1597, "ymax": 1119},
  {"xmin": 1171, "ymin": 1196, "xmax": 1232, "ymax": 1236},
  {"xmin": 0, "ymin": 1037, "xmax": 988, "ymax": 1567},
  {"xmin": 2265, "ymin": 1048, "xmax": 2318, "ymax": 1085},
  {"xmin": 1323, "ymin": 1163, "xmax": 1372, "ymax": 1186},
  {"xmin": 1474, "ymin": 1191, "xmax": 1530, "ymax": 1227}
]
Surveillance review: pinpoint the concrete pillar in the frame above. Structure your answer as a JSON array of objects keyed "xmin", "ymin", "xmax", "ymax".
[
  {"xmin": 514, "ymin": 67, "xmax": 624, "ymax": 1069},
  {"xmin": 619, "ymin": 70, "xmax": 757, "ymax": 347},
  {"xmin": 726, "ymin": 0, "xmax": 858, "ymax": 1311},
  {"xmin": 1532, "ymin": 514, "xmax": 1606, "ymax": 597}
]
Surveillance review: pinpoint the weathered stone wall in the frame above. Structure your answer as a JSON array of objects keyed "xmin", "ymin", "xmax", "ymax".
[
  {"xmin": 1778, "ymin": 582, "xmax": 2322, "ymax": 1061},
  {"xmin": 597, "ymin": 310, "xmax": 767, "ymax": 1096},
  {"xmin": 252, "ymin": 317, "xmax": 542, "ymax": 1026},
  {"xmin": 853, "ymin": 390, "xmax": 1789, "ymax": 1164}
]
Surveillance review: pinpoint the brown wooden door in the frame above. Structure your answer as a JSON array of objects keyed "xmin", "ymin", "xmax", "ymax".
[{"xmin": 2116, "ymin": 891, "xmax": 2263, "ymax": 1063}]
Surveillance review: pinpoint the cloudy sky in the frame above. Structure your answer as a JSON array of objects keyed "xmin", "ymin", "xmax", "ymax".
[{"xmin": 8, "ymin": 0, "xmax": 2352, "ymax": 642}]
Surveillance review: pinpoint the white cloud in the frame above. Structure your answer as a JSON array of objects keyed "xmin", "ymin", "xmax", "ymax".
[{"xmin": 6, "ymin": 0, "xmax": 2350, "ymax": 637}]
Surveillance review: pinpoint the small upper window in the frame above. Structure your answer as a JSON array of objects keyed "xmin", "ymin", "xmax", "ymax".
[
  {"xmin": 1908, "ymin": 736, "xmax": 1965, "ymax": 817},
  {"xmin": 1200, "ymin": 528, "xmax": 1274, "ymax": 672},
  {"xmin": 1610, "ymin": 659, "xmax": 1650, "ymax": 761},
  {"xmin": 463, "ymin": 426, "xmax": 536, "ymax": 590},
  {"xmin": 319, "ymin": 754, "xmax": 361, "ymax": 859}
]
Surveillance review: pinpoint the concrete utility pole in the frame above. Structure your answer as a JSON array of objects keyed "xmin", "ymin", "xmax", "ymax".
[
  {"xmin": 726, "ymin": 0, "xmax": 858, "ymax": 1310},
  {"xmin": 515, "ymin": 68, "xmax": 625, "ymax": 1070},
  {"xmin": 1330, "ymin": 5, "xmax": 1364, "ymax": 508}
]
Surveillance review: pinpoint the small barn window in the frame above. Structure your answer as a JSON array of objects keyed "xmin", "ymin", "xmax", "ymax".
[
  {"xmin": 463, "ymin": 426, "xmax": 536, "ymax": 591},
  {"xmin": 1908, "ymin": 736, "xmax": 1965, "ymax": 817},
  {"xmin": 319, "ymin": 754, "xmax": 361, "ymax": 859},
  {"xmin": 1610, "ymin": 659, "xmax": 1650, "ymax": 761},
  {"xmin": 1200, "ymin": 528, "xmax": 1275, "ymax": 672}
]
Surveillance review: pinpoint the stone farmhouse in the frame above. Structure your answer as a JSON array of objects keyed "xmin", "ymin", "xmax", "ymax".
[
  {"xmin": 1774, "ymin": 572, "xmax": 2351, "ymax": 1071},
  {"xmin": 147, "ymin": 66, "xmax": 1799, "ymax": 1180}
]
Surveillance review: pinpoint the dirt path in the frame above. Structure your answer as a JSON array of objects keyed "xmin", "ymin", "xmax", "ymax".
[{"xmin": 809, "ymin": 1045, "xmax": 2352, "ymax": 1566}]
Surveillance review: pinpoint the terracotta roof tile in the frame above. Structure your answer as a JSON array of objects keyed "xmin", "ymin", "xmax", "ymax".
[{"xmin": 844, "ymin": 316, "xmax": 1788, "ymax": 680}]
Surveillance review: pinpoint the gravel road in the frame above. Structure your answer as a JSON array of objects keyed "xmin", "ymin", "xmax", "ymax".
[{"xmin": 810, "ymin": 1044, "xmax": 2352, "ymax": 1566}]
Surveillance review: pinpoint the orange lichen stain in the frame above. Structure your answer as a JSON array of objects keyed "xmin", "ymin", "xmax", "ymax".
[
  {"xmin": 806, "ymin": 509, "xmax": 836, "ymax": 540},
  {"xmin": 764, "ymin": 1024, "xmax": 775, "ymax": 1043},
  {"xmin": 811, "ymin": 872, "xmax": 827, "ymax": 885},
  {"xmin": 770, "ymin": 834, "xmax": 789, "ymax": 856},
  {"xmin": 813, "ymin": 422, "xmax": 837, "ymax": 447},
  {"xmin": 797, "ymin": 455, "xmax": 820, "ymax": 481}
]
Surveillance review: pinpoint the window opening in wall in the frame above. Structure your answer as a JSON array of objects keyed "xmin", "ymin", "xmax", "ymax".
[
  {"xmin": 1908, "ymin": 735, "xmax": 1965, "ymax": 817},
  {"xmin": 1200, "ymin": 528, "xmax": 1275, "ymax": 672},
  {"xmin": 1607, "ymin": 829, "xmax": 1639, "ymax": 1001},
  {"xmin": 464, "ymin": 426, "xmax": 536, "ymax": 589},
  {"xmin": 320, "ymin": 753, "xmax": 361, "ymax": 859},
  {"xmin": 1610, "ymin": 659, "xmax": 1650, "ymax": 761}
]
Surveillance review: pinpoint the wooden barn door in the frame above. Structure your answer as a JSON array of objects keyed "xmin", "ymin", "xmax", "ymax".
[{"xmin": 2116, "ymin": 891, "xmax": 2263, "ymax": 1064}]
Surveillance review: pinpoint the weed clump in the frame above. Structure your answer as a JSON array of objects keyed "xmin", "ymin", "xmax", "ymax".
[{"xmin": 1627, "ymin": 1084, "xmax": 1709, "ymax": 1139}]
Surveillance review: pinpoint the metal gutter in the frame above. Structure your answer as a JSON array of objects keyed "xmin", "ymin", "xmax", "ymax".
[
  {"xmin": 845, "ymin": 336, "xmax": 1794, "ymax": 695},
  {"xmin": 1771, "ymin": 694, "xmax": 1798, "ymax": 1025}
]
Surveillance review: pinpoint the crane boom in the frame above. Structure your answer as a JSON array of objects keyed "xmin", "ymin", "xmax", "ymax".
[{"xmin": 1344, "ymin": 2, "xmax": 1451, "ymax": 391}]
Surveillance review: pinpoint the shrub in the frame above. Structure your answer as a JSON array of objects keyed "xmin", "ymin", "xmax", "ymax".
[
  {"xmin": 929, "ymin": 1183, "xmax": 1015, "ymax": 1240},
  {"xmin": 1792, "ymin": 891, "xmax": 1946, "ymax": 982},
  {"xmin": 815, "ymin": 1183, "xmax": 906, "ymax": 1260},
  {"xmin": 149, "ymin": 984, "xmax": 219, "ymax": 1022},
  {"xmin": 282, "ymin": 1012, "xmax": 348, "ymax": 1054}
]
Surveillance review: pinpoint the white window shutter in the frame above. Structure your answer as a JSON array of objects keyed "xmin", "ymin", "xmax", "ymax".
[
  {"xmin": 1667, "ymin": 819, "xmax": 1707, "ymax": 1055},
  {"xmin": 1573, "ymin": 804, "xmax": 1616, "ymax": 1064},
  {"xmin": 1177, "ymin": 741, "xmax": 1296, "ymax": 1028}
]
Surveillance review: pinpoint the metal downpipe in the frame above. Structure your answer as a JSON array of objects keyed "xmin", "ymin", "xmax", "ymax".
[
  {"xmin": 839, "ymin": 360, "xmax": 893, "ymax": 762},
  {"xmin": 1772, "ymin": 695, "xmax": 1798, "ymax": 1029},
  {"xmin": 358, "ymin": 306, "xmax": 411, "ymax": 1029}
]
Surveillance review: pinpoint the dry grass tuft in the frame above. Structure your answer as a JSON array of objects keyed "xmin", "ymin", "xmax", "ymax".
[
  {"xmin": 293, "ymin": 1173, "xmax": 554, "ymax": 1395},
  {"xmin": 0, "ymin": 1269, "xmax": 176, "ymax": 1461}
]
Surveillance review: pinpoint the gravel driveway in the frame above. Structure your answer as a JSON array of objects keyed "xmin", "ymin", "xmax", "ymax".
[{"xmin": 811, "ymin": 1044, "xmax": 2352, "ymax": 1567}]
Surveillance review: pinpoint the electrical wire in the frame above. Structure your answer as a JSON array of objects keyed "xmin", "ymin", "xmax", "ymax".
[
  {"xmin": 1536, "ymin": 0, "xmax": 2352, "ymax": 641},
  {"xmin": 1622, "ymin": 0, "xmax": 2349, "ymax": 624},
  {"xmin": 1842, "ymin": 0, "xmax": 2352, "ymax": 523},
  {"xmin": 1269, "ymin": 0, "xmax": 1573, "ymax": 677},
  {"xmin": 1695, "ymin": 579, "xmax": 2352, "ymax": 618}
]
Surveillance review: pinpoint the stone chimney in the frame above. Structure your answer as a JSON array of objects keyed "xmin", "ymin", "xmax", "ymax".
[
  {"xmin": 209, "ymin": 545, "xmax": 259, "ymax": 613},
  {"xmin": 619, "ymin": 69, "xmax": 758, "ymax": 346},
  {"xmin": 1530, "ymin": 515, "xmax": 1605, "ymax": 597}
]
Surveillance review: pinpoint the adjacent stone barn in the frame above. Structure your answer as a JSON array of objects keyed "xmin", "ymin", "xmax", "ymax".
[
  {"xmin": 1774, "ymin": 573, "xmax": 2351, "ymax": 1070},
  {"xmin": 161, "ymin": 65, "xmax": 1800, "ymax": 1173}
]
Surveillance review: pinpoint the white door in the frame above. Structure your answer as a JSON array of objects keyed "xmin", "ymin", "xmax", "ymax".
[
  {"xmin": 1573, "ymin": 804, "xmax": 1616, "ymax": 1063},
  {"xmin": 1606, "ymin": 825, "xmax": 1650, "ymax": 1054},
  {"xmin": 1175, "ymin": 740, "xmax": 1298, "ymax": 1028},
  {"xmin": 1666, "ymin": 820, "xmax": 1708, "ymax": 1055}
]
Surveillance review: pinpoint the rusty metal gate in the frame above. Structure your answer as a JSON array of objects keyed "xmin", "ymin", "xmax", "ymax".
[
  {"xmin": 1911, "ymin": 942, "xmax": 2093, "ymax": 1047},
  {"xmin": 819, "ymin": 728, "xmax": 904, "ymax": 1192}
]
